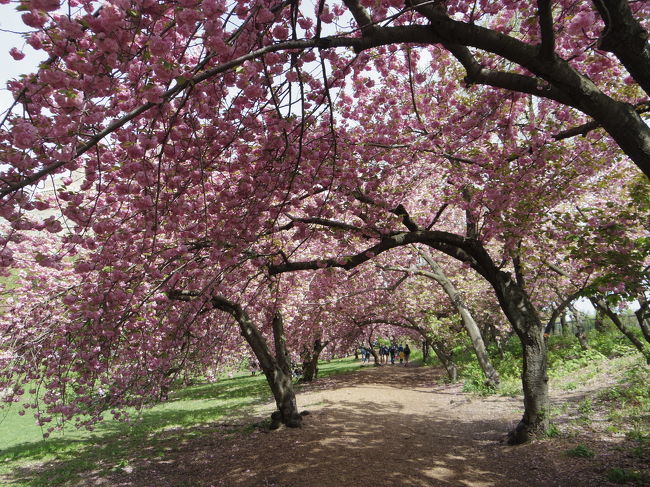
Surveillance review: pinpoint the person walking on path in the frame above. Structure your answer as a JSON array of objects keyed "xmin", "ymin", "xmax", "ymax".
[
  {"xmin": 389, "ymin": 344, "xmax": 396, "ymax": 365},
  {"xmin": 403, "ymin": 344, "xmax": 411, "ymax": 366},
  {"xmin": 397, "ymin": 344, "xmax": 404, "ymax": 365}
]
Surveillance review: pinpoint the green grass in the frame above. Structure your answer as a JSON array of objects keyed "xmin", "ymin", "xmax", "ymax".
[
  {"xmin": 315, "ymin": 356, "xmax": 360, "ymax": 378},
  {"xmin": 606, "ymin": 467, "xmax": 645, "ymax": 484},
  {"xmin": 597, "ymin": 361, "xmax": 650, "ymax": 435},
  {"xmin": 0, "ymin": 356, "xmax": 363, "ymax": 486},
  {"xmin": 428, "ymin": 329, "xmax": 648, "ymax": 445},
  {"xmin": 440, "ymin": 329, "xmax": 643, "ymax": 399},
  {"xmin": 565, "ymin": 444, "xmax": 595, "ymax": 458}
]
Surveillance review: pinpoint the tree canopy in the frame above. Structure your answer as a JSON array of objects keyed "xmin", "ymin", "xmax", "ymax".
[{"xmin": 0, "ymin": 0, "xmax": 648, "ymax": 442}]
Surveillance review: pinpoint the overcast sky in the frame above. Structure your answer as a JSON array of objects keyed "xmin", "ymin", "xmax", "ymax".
[{"xmin": 0, "ymin": 3, "xmax": 46, "ymax": 111}]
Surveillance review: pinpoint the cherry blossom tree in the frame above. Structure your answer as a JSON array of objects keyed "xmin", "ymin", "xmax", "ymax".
[
  {"xmin": 1, "ymin": 0, "xmax": 648, "ymax": 444},
  {"xmin": 541, "ymin": 172, "xmax": 650, "ymax": 361},
  {"xmin": 382, "ymin": 246, "xmax": 500, "ymax": 386}
]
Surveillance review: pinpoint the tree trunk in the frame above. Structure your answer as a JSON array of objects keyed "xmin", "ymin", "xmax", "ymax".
[
  {"xmin": 635, "ymin": 296, "xmax": 650, "ymax": 344},
  {"xmin": 264, "ymin": 365, "xmax": 302, "ymax": 428},
  {"xmin": 570, "ymin": 307, "xmax": 590, "ymax": 350},
  {"xmin": 300, "ymin": 339, "xmax": 328, "ymax": 382},
  {"xmin": 430, "ymin": 340, "xmax": 458, "ymax": 382},
  {"xmin": 418, "ymin": 252, "xmax": 500, "ymax": 386},
  {"xmin": 510, "ymin": 329, "xmax": 549, "ymax": 444},
  {"xmin": 422, "ymin": 339, "xmax": 430, "ymax": 360},
  {"xmin": 368, "ymin": 344, "xmax": 380, "ymax": 366},
  {"xmin": 491, "ymin": 272, "xmax": 550, "ymax": 444},
  {"xmin": 268, "ymin": 313, "xmax": 303, "ymax": 427},
  {"xmin": 594, "ymin": 309, "xmax": 607, "ymax": 332},
  {"xmin": 560, "ymin": 311, "xmax": 569, "ymax": 336},
  {"xmin": 212, "ymin": 297, "xmax": 303, "ymax": 428},
  {"xmin": 593, "ymin": 298, "xmax": 650, "ymax": 364}
]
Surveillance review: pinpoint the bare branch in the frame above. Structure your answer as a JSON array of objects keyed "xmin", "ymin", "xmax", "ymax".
[
  {"xmin": 286, "ymin": 214, "xmax": 361, "ymax": 232},
  {"xmin": 542, "ymin": 259, "xmax": 570, "ymax": 278},
  {"xmin": 391, "ymin": 204, "xmax": 420, "ymax": 232}
]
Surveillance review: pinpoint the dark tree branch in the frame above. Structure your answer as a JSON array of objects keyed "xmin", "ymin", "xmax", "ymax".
[
  {"xmin": 593, "ymin": 0, "xmax": 650, "ymax": 97},
  {"xmin": 4, "ymin": 32, "xmax": 430, "ymax": 198},
  {"xmin": 544, "ymin": 290, "xmax": 583, "ymax": 334},
  {"xmin": 269, "ymin": 229, "xmax": 491, "ymax": 281},
  {"xmin": 342, "ymin": 0, "xmax": 376, "ymax": 34},
  {"xmin": 426, "ymin": 203, "xmax": 449, "ymax": 230},
  {"xmin": 553, "ymin": 101, "xmax": 650, "ymax": 141},
  {"xmin": 286, "ymin": 215, "xmax": 361, "ymax": 232},
  {"xmin": 537, "ymin": 0, "xmax": 555, "ymax": 59},
  {"xmin": 391, "ymin": 204, "xmax": 420, "ymax": 232}
]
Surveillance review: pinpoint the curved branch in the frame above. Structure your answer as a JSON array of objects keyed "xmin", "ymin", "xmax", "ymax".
[
  {"xmin": 593, "ymin": 0, "xmax": 650, "ymax": 97},
  {"xmin": 269, "ymin": 229, "xmax": 492, "ymax": 280}
]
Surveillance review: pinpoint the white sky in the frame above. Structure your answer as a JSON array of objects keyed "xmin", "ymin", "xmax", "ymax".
[{"xmin": 0, "ymin": 3, "xmax": 46, "ymax": 111}]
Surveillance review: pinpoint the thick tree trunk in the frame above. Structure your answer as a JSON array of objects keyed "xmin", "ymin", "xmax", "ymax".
[
  {"xmin": 418, "ymin": 252, "xmax": 500, "ymax": 386},
  {"xmin": 264, "ymin": 365, "xmax": 302, "ymax": 428},
  {"xmin": 268, "ymin": 313, "xmax": 303, "ymax": 427},
  {"xmin": 364, "ymin": 335, "xmax": 381, "ymax": 366},
  {"xmin": 212, "ymin": 297, "xmax": 303, "ymax": 428},
  {"xmin": 490, "ymin": 272, "xmax": 550, "ymax": 444},
  {"xmin": 368, "ymin": 345, "xmax": 380, "ymax": 366},
  {"xmin": 509, "ymin": 329, "xmax": 549, "ymax": 444}
]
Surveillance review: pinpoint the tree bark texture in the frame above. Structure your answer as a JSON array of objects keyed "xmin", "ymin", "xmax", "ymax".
[
  {"xmin": 212, "ymin": 297, "xmax": 302, "ymax": 428},
  {"xmin": 430, "ymin": 340, "xmax": 458, "ymax": 382},
  {"xmin": 635, "ymin": 296, "xmax": 650, "ymax": 344},
  {"xmin": 300, "ymin": 339, "xmax": 327, "ymax": 382},
  {"xmin": 490, "ymin": 272, "xmax": 550, "ymax": 444}
]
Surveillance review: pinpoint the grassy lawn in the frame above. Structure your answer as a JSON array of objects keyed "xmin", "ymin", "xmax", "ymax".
[{"xmin": 0, "ymin": 357, "xmax": 360, "ymax": 486}]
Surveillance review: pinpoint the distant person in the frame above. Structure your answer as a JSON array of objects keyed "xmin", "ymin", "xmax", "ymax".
[
  {"xmin": 389, "ymin": 344, "xmax": 396, "ymax": 365},
  {"xmin": 404, "ymin": 344, "xmax": 411, "ymax": 366},
  {"xmin": 398, "ymin": 344, "xmax": 404, "ymax": 364},
  {"xmin": 250, "ymin": 360, "xmax": 261, "ymax": 375},
  {"xmin": 362, "ymin": 347, "xmax": 369, "ymax": 364}
]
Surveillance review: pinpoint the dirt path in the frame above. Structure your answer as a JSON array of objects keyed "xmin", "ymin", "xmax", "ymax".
[{"xmin": 104, "ymin": 365, "xmax": 646, "ymax": 487}]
